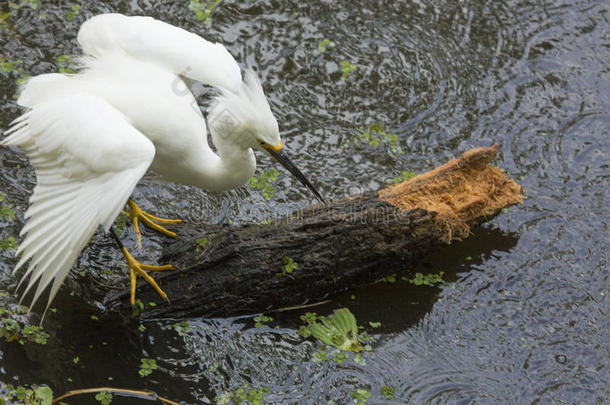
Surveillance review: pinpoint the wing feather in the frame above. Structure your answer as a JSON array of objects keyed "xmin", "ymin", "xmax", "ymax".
[
  {"xmin": 2, "ymin": 93, "xmax": 155, "ymax": 313},
  {"xmin": 77, "ymin": 13, "xmax": 242, "ymax": 92}
]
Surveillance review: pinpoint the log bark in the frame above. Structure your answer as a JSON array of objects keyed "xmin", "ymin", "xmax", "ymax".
[{"xmin": 105, "ymin": 145, "xmax": 523, "ymax": 319}]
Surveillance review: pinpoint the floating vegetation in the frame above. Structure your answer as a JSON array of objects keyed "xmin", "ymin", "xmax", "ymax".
[
  {"xmin": 216, "ymin": 385, "xmax": 270, "ymax": 405},
  {"xmin": 275, "ymin": 256, "xmax": 297, "ymax": 277},
  {"xmin": 351, "ymin": 388, "xmax": 371, "ymax": 405},
  {"xmin": 380, "ymin": 385, "xmax": 396, "ymax": 399},
  {"xmin": 253, "ymin": 314, "xmax": 272, "ymax": 328},
  {"xmin": 195, "ymin": 236, "xmax": 208, "ymax": 252},
  {"xmin": 8, "ymin": 0, "xmax": 41, "ymax": 10},
  {"xmin": 189, "ymin": 0, "xmax": 222, "ymax": 23},
  {"xmin": 382, "ymin": 274, "xmax": 396, "ymax": 283},
  {"xmin": 56, "ymin": 54, "xmax": 76, "ymax": 74},
  {"xmin": 405, "ymin": 271, "xmax": 445, "ymax": 287},
  {"xmin": 173, "ymin": 320, "xmax": 191, "ymax": 336},
  {"xmin": 132, "ymin": 298, "xmax": 144, "ymax": 316},
  {"xmin": 0, "ymin": 300, "xmax": 50, "ymax": 345},
  {"xmin": 317, "ymin": 38, "xmax": 335, "ymax": 53},
  {"xmin": 300, "ymin": 308, "xmax": 364, "ymax": 352},
  {"xmin": 390, "ymin": 169, "xmax": 417, "ymax": 184},
  {"xmin": 138, "ymin": 358, "xmax": 157, "ymax": 377},
  {"xmin": 95, "ymin": 391, "xmax": 113, "ymax": 405},
  {"xmin": 0, "ymin": 383, "xmax": 52, "ymax": 405},
  {"xmin": 354, "ymin": 123, "xmax": 402, "ymax": 154},
  {"xmin": 0, "ymin": 194, "xmax": 16, "ymax": 223},
  {"xmin": 66, "ymin": 4, "xmax": 80, "ymax": 21},
  {"xmin": 340, "ymin": 60, "xmax": 356, "ymax": 78},
  {"xmin": 0, "ymin": 58, "xmax": 23, "ymax": 75},
  {"xmin": 248, "ymin": 168, "xmax": 280, "ymax": 200}
]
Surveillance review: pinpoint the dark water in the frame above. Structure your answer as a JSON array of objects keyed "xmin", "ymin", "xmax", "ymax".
[{"xmin": 1, "ymin": 0, "xmax": 608, "ymax": 404}]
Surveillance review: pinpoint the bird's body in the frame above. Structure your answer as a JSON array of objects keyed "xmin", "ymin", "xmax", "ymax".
[{"xmin": 2, "ymin": 14, "xmax": 323, "ymax": 313}]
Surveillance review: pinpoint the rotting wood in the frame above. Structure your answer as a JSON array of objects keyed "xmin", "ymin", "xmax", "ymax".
[{"xmin": 103, "ymin": 145, "xmax": 523, "ymax": 319}]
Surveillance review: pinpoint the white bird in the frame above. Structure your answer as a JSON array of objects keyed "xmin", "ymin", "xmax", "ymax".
[{"xmin": 2, "ymin": 13, "xmax": 324, "ymax": 315}]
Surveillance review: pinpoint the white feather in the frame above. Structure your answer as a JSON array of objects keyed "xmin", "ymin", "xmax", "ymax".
[
  {"xmin": 77, "ymin": 13, "xmax": 242, "ymax": 92},
  {"xmin": 2, "ymin": 93, "xmax": 155, "ymax": 313}
]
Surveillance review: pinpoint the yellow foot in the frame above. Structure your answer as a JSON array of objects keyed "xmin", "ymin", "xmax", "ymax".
[
  {"xmin": 122, "ymin": 247, "xmax": 174, "ymax": 306},
  {"xmin": 122, "ymin": 199, "xmax": 182, "ymax": 248}
]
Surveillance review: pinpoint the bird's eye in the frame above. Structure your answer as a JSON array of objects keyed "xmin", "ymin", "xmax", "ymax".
[{"xmin": 258, "ymin": 140, "xmax": 266, "ymax": 145}]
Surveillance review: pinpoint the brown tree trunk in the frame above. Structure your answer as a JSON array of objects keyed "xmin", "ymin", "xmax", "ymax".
[{"xmin": 105, "ymin": 145, "xmax": 523, "ymax": 319}]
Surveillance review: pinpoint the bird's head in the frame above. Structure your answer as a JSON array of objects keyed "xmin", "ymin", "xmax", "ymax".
[{"xmin": 208, "ymin": 70, "xmax": 325, "ymax": 203}]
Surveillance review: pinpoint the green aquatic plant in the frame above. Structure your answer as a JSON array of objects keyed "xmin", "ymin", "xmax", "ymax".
[
  {"xmin": 248, "ymin": 168, "xmax": 280, "ymax": 200},
  {"xmin": 390, "ymin": 170, "xmax": 417, "ymax": 184},
  {"xmin": 0, "ymin": 302, "xmax": 50, "ymax": 345},
  {"xmin": 253, "ymin": 314, "xmax": 272, "ymax": 328},
  {"xmin": 95, "ymin": 391, "xmax": 113, "ymax": 405},
  {"xmin": 189, "ymin": 0, "xmax": 222, "ymax": 23},
  {"xmin": 276, "ymin": 256, "xmax": 297, "ymax": 277},
  {"xmin": 340, "ymin": 60, "xmax": 356, "ymax": 78},
  {"xmin": 355, "ymin": 123, "xmax": 402, "ymax": 154},
  {"xmin": 351, "ymin": 388, "xmax": 371, "ymax": 404},
  {"xmin": 195, "ymin": 236, "xmax": 208, "ymax": 252},
  {"xmin": 173, "ymin": 320, "xmax": 191, "ymax": 336},
  {"xmin": 1, "ymin": 383, "xmax": 52, "ymax": 405},
  {"xmin": 406, "ymin": 271, "xmax": 445, "ymax": 287},
  {"xmin": 8, "ymin": 0, "xmax": 41, "ymax": 10},
  {"xmin": 318, "ymin": 38, "xmax": 335, "ymax": 53},
  {"xmin": 380, "ymin": 385, "xmax": 396, "ymax": 399},
  {"xmin": 216, "ymin": 385, "xmax": 270, "ymax": 405},
  {"xmin": 56, "ymin": 54, "xmax": 76, "ymax": 74},
  {"xmin": 304, "ymin": 308, "xmax": 363, "ymax": 352},
  {"xmin": 138, "ymin": 358, "xmax": 157, "ymax": 377},
  {"xmin": 66, "ymin": 4, "xmax": 80, "ymax": 21},
  {"xmin": 0, "ymin": 58, "xmax": 23, "ymax": 74},
  {"xmin": 131, "ymin": 298, "xmax": 144, "ymax": 316}
]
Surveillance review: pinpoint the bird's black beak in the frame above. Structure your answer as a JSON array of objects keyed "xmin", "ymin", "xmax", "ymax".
[{"xmin": 261, "ymin": 143, "xmax": 325, "ymax": 204}]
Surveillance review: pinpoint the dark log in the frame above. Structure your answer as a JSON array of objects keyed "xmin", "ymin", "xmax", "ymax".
[{"xmin": 105, "ymin": 145, "xmax": 523, "ymax": 319}]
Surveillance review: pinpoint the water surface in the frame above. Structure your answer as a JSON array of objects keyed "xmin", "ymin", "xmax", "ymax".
[{"xmin": 0, "ymin": 0, "xmax": 608, "ymax": 403}]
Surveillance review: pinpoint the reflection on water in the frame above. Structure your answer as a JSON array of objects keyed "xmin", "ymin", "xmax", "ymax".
[{"xmin": 1, "ymin": 0, "xmax": 608, "ymax": 403}]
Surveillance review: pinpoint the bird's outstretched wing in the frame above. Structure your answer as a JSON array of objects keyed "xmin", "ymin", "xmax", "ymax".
[
  {"xmin": 77, "ymin": 13, "xmax": 242, "ymax": 93},
  {"xmin": 2, "ymin": 93, "xmax": 155, "ymax": 312}
]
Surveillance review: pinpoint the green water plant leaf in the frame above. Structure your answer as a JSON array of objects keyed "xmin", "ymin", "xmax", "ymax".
[{"xmin": 307, "ymin": 308, "xmax": 362, "ymax": 352}]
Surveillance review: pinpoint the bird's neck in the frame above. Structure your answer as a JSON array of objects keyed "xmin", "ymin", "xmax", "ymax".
[{"xmin": 190, "ymin": 144, "xmax": 256, "ymax": 193}]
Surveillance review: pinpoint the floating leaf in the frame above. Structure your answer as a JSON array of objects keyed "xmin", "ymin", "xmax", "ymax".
[{"xmin": 308, "ymin": 308, "xmax": 362, "ymax": 352}]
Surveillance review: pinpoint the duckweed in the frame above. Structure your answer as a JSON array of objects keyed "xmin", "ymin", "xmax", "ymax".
[
  {"xmin": 216, "ymin": 385, "xmax": 270, "ymax": 405},
  {"xmin": 189, "ymin": 0, "xmax": 222, "ymax": 23},
  {"xmin": 340, "ymin": 60, "xmax": 356, "ymax": 78},
  {"xmin": 351, "ymin": 388, "xmax": 371, "ymax": 404},
  {"xmin": 406, "ymin": 271, "xmax": 445, "ymax": 287},
  {"xmin": 1, "ymin": 383, "xmax": 52, "ymax": 405},
  {"xmin": 381, "ymin": 385, "xmax": 396, "ymax": 399},
  {"xmin": 195, "ymin": 236, "xmax": 208, "ymax": 251},
  {"xmin": 390, "ymin": 170, "xmax": 417, "ymax": 183},
  {"xmin": 318, "ymin": 38, "xmax": 335, "ymax": 53},
  {"xmin": 139, "ymin": 358, "xmax": 157, "ymax": 377},
  {"xmin": 95, "ymin": 391, "xmax": 112, "ymax": 405},
  {"xmin": 355, "ymin": 123, "xmax": 402, "ymax": 154},
  {"xmin": 56, "ymin": 54, "xmax": 76, "ymax": 74},
  {"xmin": 173, "ymin": 320, "xmax": 191, "ymax": 336},
  {"xmin": 66, "ymin": 4, "xmax": 81, "ymax": 21},
  {"xmin": 0, "ymin": 304, "xmax": 50, "ymax": 345},
  {"xmin": 253, "ymin": 315, "xmax": 272, "ymax": 328},
  {"xmin": 275, "ymin": 256, "xmax": 297, "ymax": 277},
  {"xmin": 248, "ymin": 168, "xmax": 280, "ymax": 200}
]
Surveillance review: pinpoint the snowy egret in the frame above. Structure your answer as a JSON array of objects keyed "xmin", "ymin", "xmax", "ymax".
[{"xmin": 2, "ymin": 13, "xmax": 324, "ymax": 314}]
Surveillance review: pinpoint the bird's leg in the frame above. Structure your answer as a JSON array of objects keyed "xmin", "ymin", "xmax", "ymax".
[
  {"xmin": 121, "ymin": 199, "xmax": 182, "ymax": 248},
  {"xmin": 109, "ymin": 226, "xmax": 174, "ymax": 306}
]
